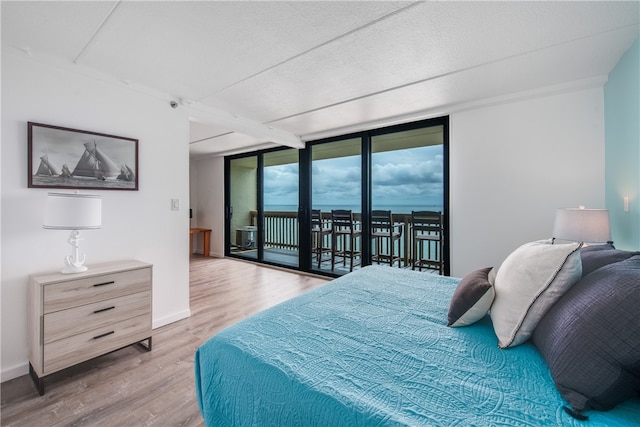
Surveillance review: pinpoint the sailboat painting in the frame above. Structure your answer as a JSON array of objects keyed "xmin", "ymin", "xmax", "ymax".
[{"xmin": 28, "ymin": 122, "xmax": 138, "ymax": 190}]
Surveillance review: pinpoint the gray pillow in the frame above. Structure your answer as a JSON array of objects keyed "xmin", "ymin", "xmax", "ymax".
[
  {"xmin": 580, "ymin": 245, "xmax": 639, "ymax": 276},
  {"xmin": 532, "ymin": 255, "xmax": 640, "ymax": 417}
]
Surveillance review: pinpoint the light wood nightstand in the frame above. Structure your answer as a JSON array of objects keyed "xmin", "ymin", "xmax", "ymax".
[{"xmin": 28, "ymin": 260, "xmax": 153, "ymax": 395}]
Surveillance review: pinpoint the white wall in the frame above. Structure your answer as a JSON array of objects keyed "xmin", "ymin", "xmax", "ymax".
[
  {"xmin": 1, "ymin": 50, "xmax": 191, "ymax": 381},
  {"xmin": 190, "ymin": 156, "xmax": 225, "ymax": 257},
  {"xmin": 450, "ymin": 87, "xmax": 605, "ymax": 276}
]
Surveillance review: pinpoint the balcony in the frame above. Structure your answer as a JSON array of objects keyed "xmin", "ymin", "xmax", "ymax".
[{"xmin": 230, "ymin": 210, "xmax": 442, "ymax": 275}]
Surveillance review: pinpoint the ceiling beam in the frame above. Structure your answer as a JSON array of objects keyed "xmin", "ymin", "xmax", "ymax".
[
  {"xmin": 9, "ymin": 44, "xmax": 303, "ymax": 150},
  {"xmin": 186, "ymin": 102, "xmax": 304, "ymax": 150}
]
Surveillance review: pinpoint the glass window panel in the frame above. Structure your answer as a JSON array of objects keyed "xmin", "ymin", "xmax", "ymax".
[
  {"xmin": 263, "ymin": 149, "xmax": 299, "ymax": 267},
  {"xmin": 229, "ymin": 156, "xmax": 258, "ymax": 260},
  {"xmin": 371, "ymin": 125, "xmax": 444, "ymax": 269},
  {"xmin": 372, "ymin": 126, "xmax": 443, "ymax": 213},
  {"xmin": 311, "ymin": 138, "xmax": 361, "ymax": 275}
]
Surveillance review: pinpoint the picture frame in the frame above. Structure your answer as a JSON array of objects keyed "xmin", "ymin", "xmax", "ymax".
[{"xmin": 28, "ymin": 122, "xmax": 138, "ymax": 191}]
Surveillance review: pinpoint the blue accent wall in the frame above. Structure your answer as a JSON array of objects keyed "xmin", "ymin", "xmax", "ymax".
[{"xmin": 605, "ymin": 37, "xmax": 640, "ymax": 250}]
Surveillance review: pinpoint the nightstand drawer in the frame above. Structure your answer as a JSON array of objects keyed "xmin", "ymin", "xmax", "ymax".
[
  {"xmin": 43, "ymin": 313, "xmax": 151, "ymax": 374},
  {"xmin": 43, "ymin": 267, "xmax": 151, "ymax": 313},
  {"xmin": 44, "ymin": 290, "xmax": 151, "ymax": 344}
]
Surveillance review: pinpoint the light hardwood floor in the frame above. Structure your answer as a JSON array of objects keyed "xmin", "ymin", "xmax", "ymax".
[{"xmin": 1, "ymin": 257, "xmax": 329, "ymax": 426}]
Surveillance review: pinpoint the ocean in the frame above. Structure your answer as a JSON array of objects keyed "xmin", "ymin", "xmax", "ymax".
[{"xmin": 264, "ymin": 204, "xmax": 443, "ymax": 214}]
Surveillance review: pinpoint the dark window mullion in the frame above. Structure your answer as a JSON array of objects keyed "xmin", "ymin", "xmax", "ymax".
[
  {"xmin": 442, "ymin": 117, "xmax": 450, "ymax": 276},
  {"xmin": 224, "ymin": 157, "xmax": 231, "ymax": 256},
  {"xmin": 257, "ymin": 154, "xmax": 264, "ymax": 261},
  {"xmin": 361, "ymin": 133, "xmax": 371, "ymax": 267},
  {"xmin": 298, "ymin": 147, "xmax": 312, "ymax": 272}
]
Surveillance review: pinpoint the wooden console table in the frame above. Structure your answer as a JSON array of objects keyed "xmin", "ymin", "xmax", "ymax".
[{"xmin": 190, "ymin": 228, "xmax": 211, "ymax": 257}]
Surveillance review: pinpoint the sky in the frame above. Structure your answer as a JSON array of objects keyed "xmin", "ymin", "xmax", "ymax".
[{"xmin": 264, "ymin": 145, "xmax": 443, "ymax": 210}]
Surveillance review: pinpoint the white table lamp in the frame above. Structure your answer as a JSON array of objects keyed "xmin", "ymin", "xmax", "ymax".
[
  {"xmin": 43, "ymin": 192, "xmax": 102, "ymax": 274},
  {"xmin": 552, "ymin": 206, "xmax": 611, "ymax": 244}
]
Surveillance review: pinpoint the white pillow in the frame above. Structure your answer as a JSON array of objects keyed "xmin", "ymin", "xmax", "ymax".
[{"xmin": 491, "ymin": 240, "xmax": 582, "ymax": 348}]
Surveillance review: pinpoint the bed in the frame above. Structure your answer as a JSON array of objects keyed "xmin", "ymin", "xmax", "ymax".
[{"xmin": 195, "ymin": 246, "xmax": 640, "ymax": 426}]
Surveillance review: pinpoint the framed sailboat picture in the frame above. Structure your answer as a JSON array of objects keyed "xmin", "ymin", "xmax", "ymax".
[{"xmin": 28, "ymin": 122, "xmax": 138, "ymax": 191}]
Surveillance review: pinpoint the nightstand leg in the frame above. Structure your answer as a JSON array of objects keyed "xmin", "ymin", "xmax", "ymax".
[
  {"xmin": 29, "ymin": 362, "xmax": 45, "ymax": 396},
  {"xmin": 137, "ymin": 336, "xmax": 152, "ymax": 352}
]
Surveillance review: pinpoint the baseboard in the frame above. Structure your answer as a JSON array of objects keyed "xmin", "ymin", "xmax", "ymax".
[
  {"xmin": 152, "ymin": 308, "xmax": 191, "ymax": 329},
  {"xmin": 193, "ymin": 250, "xmax": 223, "ymax": 257},
  {"xmin": 1, "ymin": 363, "xmax": 29, "ymax": 383}
]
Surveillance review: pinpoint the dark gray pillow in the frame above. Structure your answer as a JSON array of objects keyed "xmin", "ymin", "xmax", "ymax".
[
  {"xmin": 532, "ymin": 255, "xmax": 640, "ymax": 416},
  {"xmin": 580, "ymin": 244, "xmax": 639, "ymax": 277},
  {"xmin": 447, "ymin": 267, "xmax": 495, "ymax": 327},
  {"xmin": 580, "ymin": 242, "xmax": 616, "ymax": 252}
]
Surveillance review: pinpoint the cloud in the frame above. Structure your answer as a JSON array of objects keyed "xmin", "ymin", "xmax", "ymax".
[
  {"xmin": 264, "ymin": 165, "xmax": 298, "ymax": 199},
  {"xmin": 263, "ymin": 146, "xmax": 444, "ymax": 208},
  {"xmin": 370, "ymin": 149, "xmax": 443, "ymax": 205},
  {"xmin": 312, "ymin": 161, "xmax": 361, "ymax": 204},
  {"xmin": 372, "ymin": 158, "xmax": 442, "ymax": 186}
]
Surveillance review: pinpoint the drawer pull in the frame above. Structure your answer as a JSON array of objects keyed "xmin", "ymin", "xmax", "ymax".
[
  {"xmin": 93, "ymin": 306, "xmax": 115, "ymax": 314},
  {"xmin": 93, "ymin": 281, "xmax": 115, "ymax": 287},
  {"xmin": 93, "ymin": 331, "xmax": 115, "ymax": 340}
]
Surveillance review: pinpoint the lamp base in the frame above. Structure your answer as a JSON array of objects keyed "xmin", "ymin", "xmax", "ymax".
[
  {"xmin": 61, "ymin": 264, "xmax": 88, "ymax": 274},
  {"xmin": 62, "ymin": 230, "xmax": 88, "ymax": 274}
]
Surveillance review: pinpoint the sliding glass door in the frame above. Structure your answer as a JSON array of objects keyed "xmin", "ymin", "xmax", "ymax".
[
  {"xmin": 370, "ymin": 125, "xmax": 445, "ymax": 269},
  {"xmin": 310, "ymin": 137, "xmax": 362, "ymax": 274},
  {"xmin": 225, "ymin": 117, "xmax": 449, "ymax": 276},
  {"xmin": 228, "ymin": 156, "xmax": 258, "ymax": 260},
  {"xmin": 227, "ymin": 149, "xmax": 300, "ymax": 267},
  {"xmin": 263, "ymin": 149, "xmax": 299, "ymax": 267}
]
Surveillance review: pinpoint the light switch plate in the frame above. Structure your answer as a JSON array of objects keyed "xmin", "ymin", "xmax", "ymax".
[{"xmin": 171, "ymin": 199, "xmax": 180, "ymax": 211}]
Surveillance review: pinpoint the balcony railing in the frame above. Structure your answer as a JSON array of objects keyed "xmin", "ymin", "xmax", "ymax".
[
  {"xmin": 250, "ymin": 210, "xmax": 299, "ymax": 250},
  {"xmin": 247, "ymin": 210, "xmax": 442, "ymax": 270}
]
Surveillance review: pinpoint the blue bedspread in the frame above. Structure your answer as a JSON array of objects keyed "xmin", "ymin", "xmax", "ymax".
[{"xmin": 195, "ymin": 266, "xmax": 640, "ymax": 426}]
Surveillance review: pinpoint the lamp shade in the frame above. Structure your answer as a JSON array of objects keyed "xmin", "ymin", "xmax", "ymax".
[
  {"xmin": 552, "ymin": 207, "xmax": 611, "ymax": 243},
  {"xmin": 43, "ymin": 192, "xmax": 102, "ymax": 230}
]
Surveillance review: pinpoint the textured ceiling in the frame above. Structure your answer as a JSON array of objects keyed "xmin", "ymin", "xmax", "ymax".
[{"xmin": 2, "ymin": 1, "xmax": 639, "ymax": 158}]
